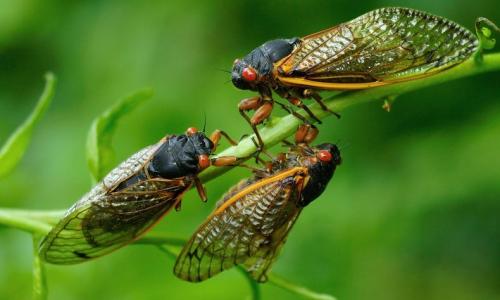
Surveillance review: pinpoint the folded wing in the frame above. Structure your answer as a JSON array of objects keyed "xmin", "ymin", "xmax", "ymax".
[
  {"xmin": 279, "ymin": 7, "xmax": 478, "ymax": 86},
  {"xmin": 39, "ymin": 177, "xmax": 188, "ymax": 264},
  {"xmin": 174, "ymin": 169, "xmax": 305, "ymax": 282}
]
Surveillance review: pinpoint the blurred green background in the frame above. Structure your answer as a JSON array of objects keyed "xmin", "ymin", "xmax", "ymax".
[{"xmin": 1, "ymin": 0, "xmax": 499, "ymax": 299}]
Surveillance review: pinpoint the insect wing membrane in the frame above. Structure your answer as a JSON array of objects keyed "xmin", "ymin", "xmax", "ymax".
[
  {"xmin": 278, "ymin": 7, "xmax": 478, "ymax": 85},
  {"xmin": 174, "ymin": 168, "xmax": 306, "ymax": 282},
  {"xmin": 103, "ymin": 143, "xmax": 160, "ymax": 189},
  {"xmin": 39, "ymin": 142, "xmax": 189, "ymax": 264}
]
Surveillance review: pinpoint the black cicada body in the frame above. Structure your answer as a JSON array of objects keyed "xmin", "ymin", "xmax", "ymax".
[
  {"xmin": 233, "ymin": 7, "xmax": 479, "ymax": 146},
  {"xmin": 39, "ymin": 127, "xmax": 237, "ymax": 264}
]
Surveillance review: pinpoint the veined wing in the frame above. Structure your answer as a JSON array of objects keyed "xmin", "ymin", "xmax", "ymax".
[
  {"xmin": 174, "ymin": 167, "xmax": 307, "ymax": 282},
  {"xmin": 103, "ymin": 142, "xmax": 162, "ymax": 189},
  {"xmin": 39, "ymin": 177, "xmax": 190, "ymax": 264},
  {"xmin": 278, "ymin": 7, "xmax": 478, "ymax": 86}
]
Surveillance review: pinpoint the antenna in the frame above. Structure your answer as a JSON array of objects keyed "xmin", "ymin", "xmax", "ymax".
[{"xmin": 202, "ymin": 112, "xmax": 207, "ymax": 133}]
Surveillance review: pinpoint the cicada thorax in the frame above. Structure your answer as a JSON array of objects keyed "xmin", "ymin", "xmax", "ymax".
[
  {"xmin": 39, "ymin": 127, "xmax": 238, "ymax": 264},
  {"xmin": 174, "ymin": 142, "xmax": 341, "ymax": 282},
  {"xmin": 269, "ymin": 142, "xmax": 341, "ymax": 206},
  {"xmin": 234, "ymin": 7, "xmax": 479, "ymax": 148}
]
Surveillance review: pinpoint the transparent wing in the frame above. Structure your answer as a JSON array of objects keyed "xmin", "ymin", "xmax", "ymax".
[
  {"xmin": 174, "ymin": 172, "xmax": 303, "ymax": 282},
  {"xmin": 103, "ymin": 142, "xmax": 162, "ymax": 189},
  {"xmin": 39, "ymin": 177, "xmax": 189, "ymax": 264},
  {"xmin": 279, "ymin": 7, "xmax": 478, "ymax": 84}
]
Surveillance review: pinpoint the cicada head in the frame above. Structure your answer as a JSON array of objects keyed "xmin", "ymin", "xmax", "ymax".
[
  {"xmin": 186, "ymin": 128, "xmax": 214, "ymax": 170},
  {"xmin": 314, "ymin": 143, "xmax": 341, "ymax": 167},
  {"xmin": 299, "ymin": 143, "xmax": 341, "ymax": 207},
  {"xmin": 232, "ymin": 38, "xmax": 299, "ymax": 91},
  {"xmin": 148, "ymin": 128, "xmax": 214, "ymax": 179}
]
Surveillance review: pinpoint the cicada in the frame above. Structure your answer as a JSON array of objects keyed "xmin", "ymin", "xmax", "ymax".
[
  {"xmin": 232, "ymin": 7, "xmax": 479, "ymax": 145},
  {"xmin": 39, "ymin": 127, "xmax": 238, "ymax": 264},
  {"xmin": 174, "ymin": 141, "xmax": 341, "ymax": 282}
]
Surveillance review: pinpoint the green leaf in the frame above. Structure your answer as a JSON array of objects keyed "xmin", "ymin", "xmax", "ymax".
[
  {"xmin": 86, "ymin": 88, "xmax": 154, "ymax": 182},
  {"xmin": 0, "ymin": 73, "xmax": 56, "ymax": 178}
]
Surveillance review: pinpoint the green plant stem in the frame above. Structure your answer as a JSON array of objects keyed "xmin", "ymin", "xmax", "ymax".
[
  {"xmin": 155, "ymin": 246, "xmax": 262, "ymax": 300},
  {"xmin": 134, "ymin": 233, "xmax": 187, "ymax": 246},
  {"xmin": 32, "ymin": 235, "xmax": 47, "ymax": 300},
  {"xmin": 0, "ymin": 209, "xmax": 58, "ymax": 235},
  {"xmin": 2, "ymin": 54, "xmax": 499, "ymax": 236},
  {"xmin": 237, "ymin": 267, "xmax": 262, "ymax": 300},
  {"xmin": 0, "ymin": 209, "xmax": 333, "ymax": 300},
  {"xmin": 199, "ymin": 52, "xmax": 500, "ymax": 182},
  {"xmin": 155, "ymin": 245, "xmax": 178, "ymax": 260},
  {"xmin": 267, "ymin": 273, "xmax": 337, "ymax": 300},
  {"xmin": 1, "ymin": 52, "xmax": 499, "ymax": 300}
]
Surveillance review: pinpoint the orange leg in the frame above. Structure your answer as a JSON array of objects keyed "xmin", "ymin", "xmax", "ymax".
[
  {"xmin": 295, "ymin": 124, "xmax": 319, "ymax": 145},
  {"xmin": 238, "ymin": 95, "xmax": 273, "ymax": 149},
  {"xmin": 194, "ymin": 153, "xmax": 240, "ymax": 202},
  {"xmin": 209, "ymin": 129, "xmax": 238, "ymax": 151},
  {"xmin": 248, "ymin": 136, "xmax": 273, "ymax": 166},
  {"xmin": 193, "ymin": 177, "xmax": 208, "ymax": 202},
  {"xmin": 174, "ymin": 200, "xmax": 183, "ymax": 211},
  {"xmin": 273, "ymin": 100, "xmax": 310, "ymax": 124},
  {"xmin": 210, "ymin": 156, "xmax": 238, "ymax": 167},
  {"xmin": 303, "ymin": 89, "xmax": 340, "ymax": 119},
  {"xmin": 286, "ymin": 95, "xmax": 322, "ymax": 124},
  {"xmin": 251, "ymin": 101, "xmax": 273, "ymax": 126},
  {"xmin": 208, "ymin": 128, "xmax": 266, "ymax": 167},
  {"xmin": 238, "ymin": 95, "xmax": 262, "ymax": 111},
  {"xmin": 281, "ymin": 139, "xmax": 295, "ymax": 147},
  {"xmin": 207, "ymin": 129, "xmax": 241, "ymax": 168}
]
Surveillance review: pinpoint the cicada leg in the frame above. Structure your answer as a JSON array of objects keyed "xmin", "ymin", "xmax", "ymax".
[
  {"xmin": 238, "ymin": 95, "xmax": 273, "ymax": 150},
  {"xmin": 190, "ymin": 129, "xmax": 242, "ymax": 203},
  {"xmin": 236, "ymin": 162, "xmax": 270, "ymax": 175},
  {"xmin": 282, "ymin": 92, "xmax": 322, "ymax": 124},
  {"xmin": 210, "ymin": 149, "xmax": 266, "ymax": 169},
  {"xmin": 209, "ymin": 129, "xmax": 238, "ymax": 151},
  {"xmin": 246, "ymin": 136, "xmax": 270, "ymax": 166},
  {"xmin": 239, "ymin": 139, "xmax": 276, "ymax": 176},
  {"xmin": 193, "ymin": 176, "xmax": 208, "ymax": 202},
  {"xmin": 210, "ymin": 156, "xmax": 239, "ymax": 167},
  {"xmin": 303, "ymin": 89, "xmax": 341, "ymax": 119},
  {"xmin": 194, "ymin": 154, "xmax": 243, "ymax": 203},
  {"xmin": 295, "ymin": 124, "xmax": 319, "ymax": 145},
  {"xmin": 273, "ymin": 100, "xmax": 312, "ymax": 125},
  {"xmin": 193, "ymin": 155, "xmax": 241, "ymax": 203},
  {"xmin": 281, "ymin": 139, "xmax": 295, "ymax": 147},
  {"xmin": 272, "ymin": 94, "xmax": 321, "ymax": 146},
  {"xmin": 175, "ymin": 200, "xmax": 183, "ymax": 211}
]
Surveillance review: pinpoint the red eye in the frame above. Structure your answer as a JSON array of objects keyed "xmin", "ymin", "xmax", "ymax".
[
  {"xmin": 317, "ymin": 150, "xmax": 332, "ymax": 162},
  {"xmin": 198, "ymin": 154, "xmax": 210, "ymax": 169},
  {"xmin": 242, "ymin": 67, "xmax": 257, "ymax": 81},
  {"xmin": 186, "ymin": 127, "xmax": 198, "ymax": 136}
]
